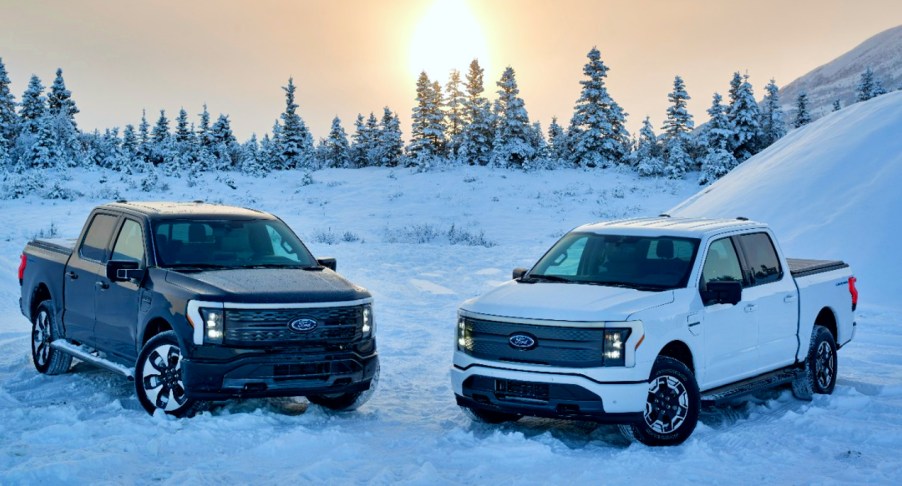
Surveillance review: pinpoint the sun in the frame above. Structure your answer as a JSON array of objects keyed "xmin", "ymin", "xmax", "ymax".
[{"xmin": 408, "ymin": 0, "xmax": 491, "ymax": 81}]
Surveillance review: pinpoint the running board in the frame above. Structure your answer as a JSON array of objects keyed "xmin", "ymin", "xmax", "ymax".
[
  {"xmin": 701, "ymin": 367, "xmax": 800, "ymax": 405},
  {"xmin": 51, "ymin": 340, "xmax": 135, "ymax": 381}
]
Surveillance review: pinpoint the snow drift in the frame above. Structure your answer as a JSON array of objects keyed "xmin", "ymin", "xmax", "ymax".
[{"xmin": 671, "ymin": 91, "xmax": 902, "ymax": 305}]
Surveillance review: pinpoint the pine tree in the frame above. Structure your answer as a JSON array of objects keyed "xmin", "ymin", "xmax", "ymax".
[
  {"xmin": 727, "ymin": 73, "xmax": 760, "ymax": 161},
  {"xmin": 47, "ymin": 68, "xmax": 79, "ymax": 128},
  {"xmin": 856, "ymin": 67, "xmax": 886, "ymax": 102},
  {"xmin": 320, "ymin": 116, "xmax": 351, "ymax": 168},
  {"xmin": 408, "ymin": 72, "xmax": 445, "ymax": 163},
  {"xmin": 376, "ymin": 107, "xmax": 404, "ymax": 167},
  {"xmin": 197, "ymin": 104, "xmax": 212, "ymax": 147},
  {"xmin": 0, "ymin": 58, "xmax": 18, "ymax": 152},
  {"xmin": 122, "ymin": 124, "xmax": 138, "ymax": 159},
  {"xmin": 240, "ymin": 134, "xmax": 268, "ymax": 176},
  {"xmin": 546, "ymin": 117, "xmax": 567, "ymax": 167},
  {"xmin": 568, "ymin": 47, "xmax": 630, "ymax": 168},
  {"xmin": 19, "ymin": 75, "xmax": 46, "ymax": 135},
  {"xmin": 794, "ymin": 92, "xmax": 811, "ymax": 128},
  {"xmin": 832, "ymin": 100, "xmax": 842, "ymax": 112},
  {"xmin": 211, "ymin": 114, "xmax": 238, "ymax": 168},
  {"xmin": 491, "ymin": 66, "xmax": 535, "ymax": 169},
  {"xmin": 759, "ymin": 79, "xmax": 786, "ymax": 147},
  {"xmin": 634, "ymin": 116, "xmax": 663, "ymax": 176},
  {"xmin": 350, "ymin": 114, "xmax": 367, "ymax": 167},
  {"xmin": 175, "ymin": 108, "xmax": 192, "ymax": 142},
  {"xmin": 698, "ymin": 93, "xmax": 738, "ymax": 185},
  {"xmin": 445, "ymin": 69, "xmax": 466, "ymax": 157},
  {"xmin": 660, "ymin": 75, "xmax": 695, "ymax": 177},
  {"xmin": 276, "ymin": 77, "xmax": 314, "ymax": 169},
  {"xmin": 152, "ymin": 110, "xmax": 170, "ymax": 143},
  {"xmin": 22, "ymin": 115, "xmax": 62, "ymax": 170},
  {"xmin": 458, "ymin": 59, "xmax": 494, "ymax": 166}
]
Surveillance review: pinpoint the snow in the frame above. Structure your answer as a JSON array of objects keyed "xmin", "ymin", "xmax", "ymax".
[{"xmin": 2, "ymin": 138, "xmax": 901, "ymax": 482}]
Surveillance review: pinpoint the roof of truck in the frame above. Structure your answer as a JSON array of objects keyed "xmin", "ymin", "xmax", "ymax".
[
  {"xmin": 574, "ymin": 216, "xmax": 767, "ymax": 238},
  {"xmin": 99, "ymin": 201, "xmax": 274, "ymax": 220}
]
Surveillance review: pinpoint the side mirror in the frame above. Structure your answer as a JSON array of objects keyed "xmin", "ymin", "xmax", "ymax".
[
  {"xmin": 704, "ymin": 280, "xmax": 742, "ymax": 305},
  {"xmin": 317, "ymin": 257, "xmax": 337, "ymax": 271},
  {"xmin": 107, "ymin": 260, "xmax": 144, "ymax": 282},
  {"xmin": 512, "ymin": 268, "xmax": 528, "ymax": 280}
]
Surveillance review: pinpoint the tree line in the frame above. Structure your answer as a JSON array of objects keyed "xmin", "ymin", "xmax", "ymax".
[{"xmin": 0, "ymin": 50, "xmax": 895, "ymax": 192}]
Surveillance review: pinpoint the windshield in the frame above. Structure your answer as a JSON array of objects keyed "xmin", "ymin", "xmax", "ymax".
[
  {"xmin": 153, "ymin": 218, "xmax": 317, "ymax": 269},
  {"xmin": 528, "ymin": 232, "xmax": 700, "ymax": 290}
]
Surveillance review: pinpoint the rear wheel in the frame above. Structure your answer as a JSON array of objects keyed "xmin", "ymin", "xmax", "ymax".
[
  {"xmin": 620, "ymin": 356, "xmax": 700, "ymax": 446},
  {"xmin": 792, "ymin": 325, "xmax": 837, "ymax": 400},
  {"xmin": 31, "ymin": 301, "xmax": 72, "ymax": 375},
  {"xmin": 308, "ymin": 361, "xmax": 380, "ymax": 411},
  {"xmin": 135, "ymin": 331, "xmax": 196, "ymax": 416}
]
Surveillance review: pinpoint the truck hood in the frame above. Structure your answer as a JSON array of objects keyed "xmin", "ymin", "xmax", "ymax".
[
  {"xmin": 164, "ymin": 268, "xmax": 370, "ymax": 304},
  {"xmin": 460, "ymin": 280, "xmax": 673, "ymax": 322}
]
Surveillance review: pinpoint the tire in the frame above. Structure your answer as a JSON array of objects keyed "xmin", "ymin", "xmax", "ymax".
[
  {"xmin": 31, "ymin": 300, "xmax": 73, "ymax": 375},
  {"xmin": 792, "ymin": 325, "xmax": 837, "ymax": 400},
  {"xmin": 461, "ymin": 405, "xmax": 522, "ymax": 424},
  {"xmin": 620, "ymin": 356, "xmax": 700, "ymax": 447},
  {"xmin": 308, "ymin": 361, "xmax": 380, "ymax": 411},
  {"xmin": 135, "ymin": 331, "xmax": 196, "ymax": 417}
]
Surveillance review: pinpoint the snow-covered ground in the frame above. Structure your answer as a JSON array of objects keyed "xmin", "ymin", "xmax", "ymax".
[{"xmin": 1, "ymin": 160, "xmax": 900, "ymax": 483}]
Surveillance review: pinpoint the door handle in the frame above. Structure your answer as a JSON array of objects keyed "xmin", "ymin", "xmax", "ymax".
[
  {"xmin": 784, "ymin": 294, "xmax": 797, "ymax": 303},
  {"xmin": 95, "ymin": 281, "xmax": 109, "ymax": 290},
  {"xmin": 66, "ymin": 271, "xmax": 78, "ymax": 280},
  {"xmin": 744, "ymin": 304, "xmax": 757, "ymax": 313}
]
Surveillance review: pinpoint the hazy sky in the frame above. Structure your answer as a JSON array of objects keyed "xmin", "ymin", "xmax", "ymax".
[{"xmin": 2, "ymin": 0, "xmax": 901, "ymax": 141}]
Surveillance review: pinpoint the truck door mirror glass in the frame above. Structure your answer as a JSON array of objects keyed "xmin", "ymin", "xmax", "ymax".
[
  {"xmin": 107, "ymin": 260, "xmax": 144, "ymax": 282},
  {"xmin": 317, "ymin": 257, "xmax": 337, "ymax": 271},
  {"xmin": 512, "ymin": 268, "xmax": 527, "ymax": 280},
  {"xmin": 705, "ymin": 280, "xmax": 742, "ymax": 305}
]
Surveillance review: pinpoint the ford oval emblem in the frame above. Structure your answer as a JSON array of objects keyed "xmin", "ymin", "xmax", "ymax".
[
  {"xmin": 509, "ymin": 333, "xmax": 537, "ymax": 350},
  {"xmin": 288, "ymin": 318, "xmax": 318, "ymax": 333}
]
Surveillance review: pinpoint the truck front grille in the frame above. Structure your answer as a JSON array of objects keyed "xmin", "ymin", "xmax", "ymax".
[
  {"xmin": 460, "ymin": 317, "xmax": 605, "ymax": 368},
  {"xmin": 224, "ymin": 306, "xmax": 363, "ymax": 346}
]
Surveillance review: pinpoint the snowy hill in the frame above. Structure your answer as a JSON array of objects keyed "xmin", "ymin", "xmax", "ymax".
[
  {"xmin": 672, "ymin": 90, "xmax": 902, "ymax": 305},
  {"xmin": 778, "ymin": 24, "xmax": 902, "ymax": 119}
]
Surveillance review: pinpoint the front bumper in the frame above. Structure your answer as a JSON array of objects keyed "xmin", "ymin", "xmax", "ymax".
[
  {"xmin": 182, "ymin": 349, "xmax": 379, "ymax": 400},
  {"xmin": 452, "ymin": 363, "xmax": 648, "ymax": 423}
]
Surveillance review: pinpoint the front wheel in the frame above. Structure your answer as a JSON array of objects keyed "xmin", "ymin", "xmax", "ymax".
[
  {"xmin": 792, "ymin": 325, "xmax": 837, "ymax": 400},
  {"xmin": 308, "ymin": 361, "xmax": 380, "ymax": 411},
  {"xmin": 620, "ymin": 356, "xmax": 700, "ymax": 446},
  {"xmin": 135, "ymin": 331, "xmax": 196, "ymax": 416},
  {"xmin": 31, "ymin": 300, "xmax": 72, "ymax": 375}
]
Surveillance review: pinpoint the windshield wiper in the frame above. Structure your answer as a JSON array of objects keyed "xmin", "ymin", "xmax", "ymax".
[
  {"xmin": 522, "ymin": 274, "xmax": 574, "ymax": 284},
  {"xmin": 586, "ymin": 280, "xmax": 667, "ymax": 291},
  {"xmin": 165, "ymin": 263, "xmax": 238, "ymax": 271}
]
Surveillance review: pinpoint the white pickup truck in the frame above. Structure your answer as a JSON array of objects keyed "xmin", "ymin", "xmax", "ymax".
[{"xmin": 452, "ymin": 217, "xmax": 858, "ymax": 446}]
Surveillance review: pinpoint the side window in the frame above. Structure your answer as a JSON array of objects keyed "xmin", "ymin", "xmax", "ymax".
[
  {"xmin": 739, "ymin": 232, "xmax": 782, "ymax": 286},
  {"xmin": 700, "ymin": 238, "xmax": 743, "ymax": 291},
  {"xmin": 112, "ymin": 220, "xmax": 146, "ymax": 264},
  {"xmin": 79, "ymin": 214, "xmax": 118, "ymax": 262},
  {"xmin": 543, "ymin": 235, "xmax": 588, "ymax": 276}
]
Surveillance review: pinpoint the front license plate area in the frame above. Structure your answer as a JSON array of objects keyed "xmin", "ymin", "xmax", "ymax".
[{"xmin": 495, "ymin": 379, "xmax": 550, "ymax": 402}]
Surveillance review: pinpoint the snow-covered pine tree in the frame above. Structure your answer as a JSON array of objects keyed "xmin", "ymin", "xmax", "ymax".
[
  {"xmin": 568, "ymin": 47, "xmax": 630, "ymax": 168},
  {"xmin": 175, "ymin": 108, "xmax": 192, "ymax": 143},
  {"xmin": 197, "ymin": 104, "xmax": 213, "ymax": 147},
  {"xmin": 793, "ymin": 92, "xmax": 811, "ymax": 128},
  {"xmin": 445, "ymin": 69, "xmax": 466, "ymax": 158},
  {"xmin": 47, "ymin": 68, "xmax": 79, "ymax": 128},
  {"xmin": 698, "ymin": 92, "xmax": 738, "ymax": 185},
  {"xmin": 19, "ymin": 75, "xmax": 46, "ymax": 135},
  {"xmin": 377, "ymin": 107, "xmax": 404, "ymax": 167},
  {"xmin": 152, "ymin": 110, "xmax": 170, "ymax": 144},
  {"xmin": 491, "ymin": 66, "xmax": 535, "ymax": 169},
  {"xmin": 856, "ymin": 67, "xmax": 886, "ymax": 102},
  {"xmin": 136, "ymin": 109, "xmax": 150, "ymax": 163},
  {"xmin": 660, "ymin": 75, "xmax": 695, "ymax": 178},
  {"xmin": 320, "ymin": 116, "xmax": 351, "ymax": 168},
  {"xmin": 364, "ymin": 112, "xmax": 379, "ymax": 165},
  {"xmin": 211, "ymin": 114, "xmax": 238, "ymax": 168},
  {"xmin": 0, "ymin": 58, "xmax": 18, "ymax": 153},
  {"xmin": 727, "ymin": 73, "xmax": 760, "ymax": 161},
  {"xmin": 428, "ymin": 79, "xmax": 447, "ymax": 159},
  {"xmin": 634, "ymin": 116, "xmax": 664, "ymax": 176},
  {"xmin": 21, "ymin": 115, "xmax": 62, "ymax": 170},
  {"xmin": 350, "ymin": 114, "xmax": 372, "ymax": 168},
  {"xmin": 239, "ymin": 134, "xmax": 268, "ymax": 176},
  {"xmin": 407, "ymin": 72, "xmax": 445, "ymax": 166},
  {"xmin": 759, "ymin": 79, "xmax": 786, "ymax": 147},
  {"xmin": 122, "ymin": 124, "xmax": 138, "ymax": 162},
  {"xmin": 458, "ymin": 59, "xmax": 494, "ymax": 166},
  {"xmin": 259, "ymin": 133, "xmax": 277, "ymax": 171},
  {"xmin": 833, "ymin": 100, "xmax": 842, "ymax": 112},
  {"xmin": 277, "ymin": 77, "xmax": 315, "ymax": 169},
  {"xmin": 546, "ymin": 117, "xmax": 567, "ymax": 168}
]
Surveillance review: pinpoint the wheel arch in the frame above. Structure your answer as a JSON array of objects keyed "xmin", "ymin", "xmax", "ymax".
[
  {"xmin": 30, "ymin": 283, "xmax": 53, "ymax": 321},
  {"xmin": 141, "ymin": 317, "xmax": 173, "ymax": 346},
  {"xmin": 657, "ymin": 340, "xmax": 695, "ymax": 374},
  {"xmin": 814, "ymin": 307, "xmax": 838, "ymax": 343}
]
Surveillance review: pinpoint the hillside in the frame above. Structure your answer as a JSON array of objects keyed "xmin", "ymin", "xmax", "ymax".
[
  {"xmin": 779, "ymin": 24, "xmax": 902, "ymax": 118},
  {"xmin": 672, "ymin": 90, "xmax": 902, "ymax": 304}
]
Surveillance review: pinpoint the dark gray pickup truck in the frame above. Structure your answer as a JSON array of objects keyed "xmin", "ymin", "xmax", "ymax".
[{"xmin": 19, "ymin": 201, "xmax": 379, "ymax": 416}]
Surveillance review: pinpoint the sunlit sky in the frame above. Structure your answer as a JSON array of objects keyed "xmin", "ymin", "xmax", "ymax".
[{"xmin": 2, "ymin": 0, "xmax": 901, "ymax": 141}]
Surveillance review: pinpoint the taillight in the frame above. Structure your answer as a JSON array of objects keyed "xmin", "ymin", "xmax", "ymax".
[
  {"xmin": 18, "ymin": 253, "xmax": 26, "ymax": 284},
  {"xmin": 848, "ymin": 276, "xmax": 858, "ymax": 312}
]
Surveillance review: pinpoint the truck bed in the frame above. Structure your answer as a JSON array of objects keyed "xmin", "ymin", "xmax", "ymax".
[
  {"xmin": 29, "ymin": 238, "xmax": 76, "ymax": 255},
  {"xmin": 787, "ymin": 258, "xmax": 848, "ymax": 278}
]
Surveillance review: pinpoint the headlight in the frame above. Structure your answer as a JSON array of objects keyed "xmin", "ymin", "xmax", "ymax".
[
  {"xmin": 603, "ymin": 328, "xmax": 631, "ymax": 366},
  {"xmin": 200, "ymin": 307, "xmax": 224, "ymax": 344},
  {"xmin": 361, "ymin": 304, "xmax": 374, "ymax": 337},
  {"xmin": 457, "ymin": 315, "xmax": 472, "ymax": 351}
]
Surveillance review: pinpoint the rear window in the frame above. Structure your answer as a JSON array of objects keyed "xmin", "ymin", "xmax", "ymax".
[
  {"xmin": 79, "ymin": 213, "xmax": 118, "ymax": 262},
  {"xmin": 739, "ymin": 232, "xmax": 783, "ymax": 285}
]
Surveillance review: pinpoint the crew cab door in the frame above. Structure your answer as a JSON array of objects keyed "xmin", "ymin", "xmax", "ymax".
[
  {"xmin": 735, "ymin": 232, "xmax": 799, "ymax": 371},
  {"xmin": 697, "ymin": 236, "xmax": 759, "ymax": 389},
  {"xmin": 94, "ymin": 217, "xmax": 147, "ymax": 362},
  {"xmin": 62, "ymin": 212, "xmax": 118, "ymax": 346}
]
